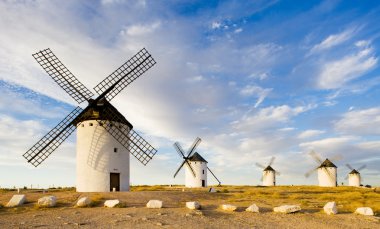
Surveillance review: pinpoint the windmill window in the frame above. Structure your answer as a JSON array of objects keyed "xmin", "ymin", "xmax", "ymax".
[
  {"xmin": 114, "ymin": 148, "xmax": 118, "ymax": 153},
  {"xmin": 89, "ymin": 123, "xmax": 93, "ymax": 126},
  {"xmin": 81, "ymin": 124, "xmax": 84, "ymax": 127},
  {"xmin": 202, "ymin": 170, "xmax": 204, "ymax": 174}
]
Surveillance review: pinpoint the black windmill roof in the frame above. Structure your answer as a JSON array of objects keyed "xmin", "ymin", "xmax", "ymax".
[
  {"xmin": 72, "ymin": 99, "xmax": 133, "ymax": 129},
  {"xmin": 318, "ymin": 158, "xmax": 337, "ymax": 168},
  {"xmin": 264, "ymin": 165, "xmax": 275, "ymax": 172},
  {"xmin": 188, "ymin": 152, "xmax": 208, "ymax": 163},
  {"xmin": 349, "ymin": 169, "xmax": 360, "ymax": 174}
]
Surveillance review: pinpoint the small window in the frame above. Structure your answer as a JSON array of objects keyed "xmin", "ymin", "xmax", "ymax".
[
  {"xmin": 89, "ymin": 123, "xmax": 93, "ymax": 126},
  {"xmin": 202, "ymin": 170, "xmax": 204, "ymax": 174},
  {"xmin": 114, "ymin": 148, "xmax": 118, "ymax": 153},
  {"xmin": 81, "ymin": 124, "xmax": 84, "ymax": 127}
]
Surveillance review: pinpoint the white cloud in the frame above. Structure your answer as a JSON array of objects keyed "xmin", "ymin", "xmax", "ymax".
[
  {"xmin": 211, "ymin": 21, "xmax": 222, "ymax": 29},
  {"xmin": 310, "ymin": 28, "xmax": 355, "ymax": 53},
  {"xmin": 234, "ymin": 28, "xmax": 243, "ymax": 33},
  {"xmin": 298, "ymin": 129, "xmax": 325, "ymax": 139},
  {"xmin": 123, "ymin": 21, "xmax": 161, "ymax": 36},
  {"xmin": 316, "ymin": 46, "xmax": 377, "ymax": 89},
  {"xmin": 335, "ymin": 107, "xmax": 380, "ymax": 135},
  {"xmin": 240, "ymin": 85, "xmax": 272, "ymax": 108}
]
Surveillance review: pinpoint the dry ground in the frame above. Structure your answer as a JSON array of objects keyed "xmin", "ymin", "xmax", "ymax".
[{"xmin": 0, "ymin": 185, "xmax": 379, "ymax": 229}]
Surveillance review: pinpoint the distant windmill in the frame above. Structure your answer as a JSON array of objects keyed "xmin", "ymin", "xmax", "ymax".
[
  {"xmin": 305, "ymin": 151, "xmax": 339, "ymax": 187},
  {"xmin": 173, "ymin": 137, "xmax": 221, "ymax": 187},
  {"xmin": 255, "ymin": 156, "xmax": 280, "ymax": 186},
  {"xmin": 23, "ymin": 48, "xmax": 157, "ymax": 192},
  {"xmin": 346, "ymin": 164, "xmax": 366, "ymax": 187}
]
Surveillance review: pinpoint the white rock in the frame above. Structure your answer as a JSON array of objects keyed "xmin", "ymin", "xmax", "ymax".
[
  {"xmin": 76, "ymin": 197, "xmax": 92, "ymax": 207},
  {"xmin": 186, "ymin": 201, "xmax": 201, "ymax": 210},
  {"xmin": 273, "ymin": 205, "xmax": 301, "ymax": 213},
  {"xmin": 209, "ymin": 188, "xmax": 217, "ymax": 193},
  {"xmin": 355, "ymin": 207, "xmax": 374, "ymax": 216},
  {"xmin": 221, "ymin": 204, "xmax": 237, "ymax": 211},
  {"xmin": 6, "ymin": 195, "xmax": 26, "ymax": 207},
  {"xmin": 37, "ymin": 196, "xmax": 57, "ymax": 207},
  {"xmin": 323, "ymin": 202, "xmax": 338, "ymax": 215},
  {"xmin": 146, "ymin": 200, "xmax": 163, "ymax": 209},
  {"xmin": 245, "ymin": 204, "xmax": 260, "ymax": 213},
  {"xmin": 104, "ymin": 199, "xmax": 120, "ymax": 208}
]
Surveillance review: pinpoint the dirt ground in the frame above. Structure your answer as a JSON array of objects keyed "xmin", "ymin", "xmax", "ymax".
[{"xmin": 0, "ymin": 187, "xmax": 379, "ymax": 229}]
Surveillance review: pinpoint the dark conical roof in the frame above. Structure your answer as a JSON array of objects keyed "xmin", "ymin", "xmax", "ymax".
[
  {"xmin": 188, "ymin": 152, "xmax": 208, "ymax": 163},
  {"xmin": 349, "ymin": 169, "xmax": 360, "ymax": 174},
  {"xmin": 72, "ymin": 99, "xmax": 133, "ymax": 129},
  {"xmin": 318, "ymin": 158, "xmax": 337, "ymax": 168},
  {"xmin": 264, "ymin": 165, "xmax": 275, "ymax": 171}
]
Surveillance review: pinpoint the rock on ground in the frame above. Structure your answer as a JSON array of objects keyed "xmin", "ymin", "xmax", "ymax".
[
  {"xmin": 37, "ymin": 196, "xmax": 57, "ymax": 207},
  {"xmin": 6, "ymin": 195, "xmax": 26, "ymax": 207},
  {"xmin": 221, "ymin": 204, "xmax": 237, "ymax": 211},
  {"xmin": 209, "ymin": 188, "xmax": 217, "ymax": 193},
  {"xmin": 76, "ymin": 197, "xmax": 92, "ymax": 207},
  {"xmin": 273, "ymin": 205, "xmax": 301, "ymax": 213},
  {"xmin": 323, "ymin": 202, "xmax": 338, "ymax": 215},
  {"xmin": 146, "ymin": 200, "xmax": 163, "ymax": 209},
  {"xmin": 245, "ymin": 204, "xmax": 260, "ymax": 213},
  {"xmin": 104, "ymin": 199, "xmax": 120, "ymax": 208},
  {"xmin": 355, "ymin": 207, "xmax": 374, "ymax": 216},
  {"xmin": 186, "ymin": 201, "xmax": 201, "ymax": 210}
]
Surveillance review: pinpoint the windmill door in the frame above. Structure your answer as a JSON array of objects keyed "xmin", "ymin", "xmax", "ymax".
[
  {"xmin": 110, "ymin": 173, "xmax": 120, "ymax": 191},
  {"xmin": 202, "ymin": 180, "xmax": 205, "ymax": 187}
]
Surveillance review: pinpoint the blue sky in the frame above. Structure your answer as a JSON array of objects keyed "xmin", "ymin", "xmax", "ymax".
[{"xmin": 0, "ymin": 0, "xmax": 380, "ymax": 188}]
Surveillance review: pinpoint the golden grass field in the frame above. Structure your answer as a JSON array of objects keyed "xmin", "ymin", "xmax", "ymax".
[{"xmin": 0, "ymin": 185, "xmax": 379, "ymax": 228}]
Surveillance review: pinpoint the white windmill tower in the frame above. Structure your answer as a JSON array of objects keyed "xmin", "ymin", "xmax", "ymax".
[
  {"xmin": 346, "ymin": 164, "xmax": 366, "ymax": 187},
  {"xmin": 255, "ymin": 156, "xmax": 280, "ymax": 186},
  {"xmin": 23, "ymin": 48, "xmax": 158, "ymax": 192},
  {"xmin": 173, "ymin": 137, "xmax": 221, "ymax": 188},
  {"xmin": 305, "ymin": 151, "xmax": 339, "ymax": 187}
]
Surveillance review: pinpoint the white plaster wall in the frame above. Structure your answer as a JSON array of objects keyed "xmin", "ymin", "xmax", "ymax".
[
  {"xmin": 348, "ymin": 174, "xmax": 361, "ymax": 187},
  {"xmin": 262, "ymin": 171, "xmax": 275, "ymax": 186},
  {"xmin": 317, "ymin": 167, "xmax": 337, "ymax": 187},
  {"xmin": 185, "ymin": 161, "xmax": 207, "ymax": 188},
  {"xmin": 76, "ymin": 120, "xmax": 130, "ymax": 192}
]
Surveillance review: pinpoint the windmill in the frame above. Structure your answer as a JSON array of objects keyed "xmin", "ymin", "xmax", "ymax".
[
  {"xmin": 346, "ymin": 164, "xmax": 366, "ymax": 187},
  {"xmin": 173, "ymin": 137, "xmax": 221, "ymax": 187},
  {"xmin": 255, "ymin": 156, "xmax": 280, "ymax": 186},
  {"xmin": 305, "ymin": 151, "xmax": 339, "ymax": 187},
  {"xmin": 23, "ymin": 48, "xmax": 157, "ymax": 192}
]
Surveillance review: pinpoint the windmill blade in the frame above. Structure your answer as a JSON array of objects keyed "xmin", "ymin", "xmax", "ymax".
[
  {"xmin": 260, "ymin": 175, "xmax": 263, "ymax": 182},
  {"xmin": 346, "ymin": 164, "xmax": 354, "ymax": 171},
  {"xmin": 23, "ymin": 106, "xmax": 83, "ymax": 167},
  {"xmin": 305, "ymin": 166, "xmax": 318, "ymax": 178},
  {"xmin": 93, "ymin": 48, "xmax": 156, "ymax": 101},
  {"xmin": 345, "ymin": 175, "xmax": 349, "ymax": 180},
  {"xmin": 309, "ymin": 150, "xmax": 323, "ymax": 164},
  {"xmin": 207, "ymin": 167, "xmax": 221, "ymax": 186},
  {"xmin": 358, "ymin": 164, "xmax": 367, "ymax": 171},
  {"xmin": 255, "ymin": 162, "xmax": 266, "ymax": 169},
  {"xmin": 186, "ymin": 137, "xmax": 201, "ymax": 157},
  {"xmin": 323, "ymin": 167, "xmax": 336, "ymax": 182},
  {"xmin": 32, "ymin": 48, "xmax": 94, "ymax": 104},
  {"xmin": 173, "ymin": 142, "xmax": 186, "ymax": 158},
  {"xmin": 173, "ymin": 160, "xmax": 186, "ymax": 178},
  {"xmin": 97, "ymin": 106, "xmax": 157, "ymax": 165},
  {"xmin": 268, "ymin": 156, "xmax": 275, "ymax": 166},
  {"xmin": 185, "ymin": 160, "xmax": 196, "ymax": 177}
]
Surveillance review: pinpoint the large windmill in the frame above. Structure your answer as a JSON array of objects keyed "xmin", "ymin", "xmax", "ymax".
[
  {"xmin": 23, "ymin": 48, "xmax": 157, "ymax": 192},
  {"xmin": 255, "ymin": 156, "xmax": 280, "ymax": 186},
  {"xmin": 346, "ymin": 164, "xmax": 366, "ymax": 187},
  {"xmin": 173, "ymin": 137, "xmax": 221, "ymax": 187},
  {"xmin": 305, "ymin": 151, "xmax": 339, "ymax": 187}
]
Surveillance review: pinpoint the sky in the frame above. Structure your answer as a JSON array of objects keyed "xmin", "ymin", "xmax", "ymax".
[{"xmin": 0, "ymin": 0, "xmax": 380, "ymax": 188}]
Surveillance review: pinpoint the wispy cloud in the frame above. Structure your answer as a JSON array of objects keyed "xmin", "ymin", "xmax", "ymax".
[{"xmin": 309, "ymin": 28, "xmax": 356, "ymax": 54}]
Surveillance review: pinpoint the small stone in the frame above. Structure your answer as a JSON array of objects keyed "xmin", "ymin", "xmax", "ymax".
[
  {"xmin": 63, "ymin": 222, "xmax": 69, "ymax": 225},
  {"xmin": 209, "ymin": 188, "xmax": 217, "ymax": 193},
  {"xmin": 186, "ymin": 201, "xmax": 201, "ymax": 210},
  {"xmin": 221, "ymin": 204, "xmax": 237, "ymax": 211},
  {"xmin": 37, "ymin": 196, "xmax": 57, "ymax": 207},
  {"xmin": 185, "ymin": 213, "xmax": 192, "ymax": 217},
  {"xmin": 76, "ymin": 197, "xmax": 92, "ymax": 207},
  {"xmin": 146, "ymin": 200, "xmax": 163, "ymax": 209},
  {"xmin": 6, "ymin": 195, "xmax": 26, "ymax": 207},
  {"xmin": 141, "ymin": 217, "xmax": 148, "ymax": 221},
  {"xmin": 323, "ymin": 202, "xmax": 338, "ymax": 215},
  {"xmin": 355, "ymin": 207, "xmax": 374, "ymax": 216},
  {"xmin": 246, "ymin": 204, "xmax": 260, "ymax": 213},
  {"xmin": 125, "ymin": 214, "xmax": 132, "ymax": 218},
  {"xmin": 156, "ymin": 222, "xmax": 163, "ymax": 226},
  {"xmin": 273, "ymin": 205, "xmax": 301, "ymax": 213},
  {"xmin": 104, "ymin": 199, "xmax": 120, "ymax": 208}
]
